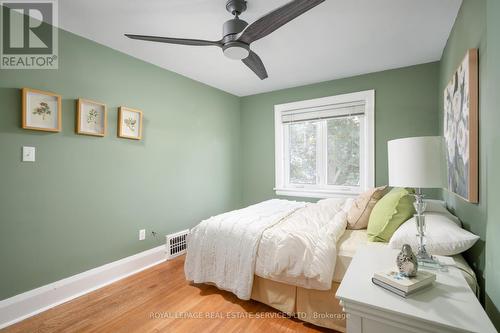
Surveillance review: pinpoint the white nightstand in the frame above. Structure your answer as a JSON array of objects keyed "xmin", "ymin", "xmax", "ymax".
[{"xmin": 336, "ymin": 243, "xmax": 496, "ymax": 333}]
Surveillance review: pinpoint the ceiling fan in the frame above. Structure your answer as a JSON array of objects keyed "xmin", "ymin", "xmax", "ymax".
[{"xmin": 125, "ymin": 0, "xmax": 325, "ymax": 80}]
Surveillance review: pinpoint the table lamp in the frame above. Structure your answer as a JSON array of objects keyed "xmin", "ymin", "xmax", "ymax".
[{"xmin": 388, "ymin": 136, "xmax": 445, "ymax": 264}]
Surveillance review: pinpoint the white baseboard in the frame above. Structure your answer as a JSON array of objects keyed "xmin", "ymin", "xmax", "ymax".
[{"xmin": 0, "ymin": 245, "xmax": 166, "ymax": 329}]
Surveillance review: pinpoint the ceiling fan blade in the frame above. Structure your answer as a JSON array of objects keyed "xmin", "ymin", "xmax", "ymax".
[
  {"xmin": 125, "ymin": 34, "xmax": 222, "ymax": 47},
  {"xmin": 238, "ymin": 0, "xmax": 325, "ymax": 45},
  {"xmin": 242, "ymin": 51, "xmax": 268, "ymax": 80}
]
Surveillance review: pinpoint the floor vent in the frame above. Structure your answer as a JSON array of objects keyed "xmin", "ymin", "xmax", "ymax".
[{"xmin": 165, "ymin": 229, "xmax": 189, "ymax": 259}]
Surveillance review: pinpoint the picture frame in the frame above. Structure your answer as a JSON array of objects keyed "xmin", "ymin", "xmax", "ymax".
[
  {"xmin": 22, "ymin": 88, "xmax": 62, "ymax": 132},
  {"xmin": 76, "ymin": 98, "xmax": 107, "ymax": 137},
  {"xmin": 118, "ymin": 107, "xmax": 143, "ymax": 140},
  {"xmin": 443, "ymin": 48, "xmax": 479, "ymax": 203}
]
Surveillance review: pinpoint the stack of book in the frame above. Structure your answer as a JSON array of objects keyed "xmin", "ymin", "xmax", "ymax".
[{"xmin": 372, "ymin": 270, "xmax": 436, "ymax": 298}]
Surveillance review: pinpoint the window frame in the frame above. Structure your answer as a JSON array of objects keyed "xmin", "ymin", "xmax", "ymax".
[{"xmin": 274, "ymin": 90, "xmax": 375, "ymax": 198}]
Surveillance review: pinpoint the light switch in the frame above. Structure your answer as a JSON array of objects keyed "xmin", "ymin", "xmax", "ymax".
[{"xmin": 22, "ymin": 146, "xmax": 35, "ymax": 162}]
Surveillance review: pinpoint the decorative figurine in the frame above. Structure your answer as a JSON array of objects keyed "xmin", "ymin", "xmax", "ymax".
[{"xmin": 397, "ymin": 244, "xmax": 418, "ymax": 277}]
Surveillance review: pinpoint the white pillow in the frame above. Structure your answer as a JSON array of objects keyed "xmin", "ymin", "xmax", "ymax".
[
  {"xmin": 424, "ymin": 199, "xmax": 461, "ymax": 226},
  {"xmin": 389, "ymin": 213, "xmax": 479, "ymax": 256}
]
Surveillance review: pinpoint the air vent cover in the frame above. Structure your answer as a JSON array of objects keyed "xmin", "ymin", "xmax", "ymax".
[{"xmin": 165, "ymin": 229, "xmax": 189, "ymax": 259}]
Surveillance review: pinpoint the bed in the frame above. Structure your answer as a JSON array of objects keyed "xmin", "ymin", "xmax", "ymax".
[
  {"xmin": 184, "ymin": 198, "xmax": 478, "ymax": 332},
  {"xmin": 251, "ymin": 229, "xmax": 477, "ymax": 332}
]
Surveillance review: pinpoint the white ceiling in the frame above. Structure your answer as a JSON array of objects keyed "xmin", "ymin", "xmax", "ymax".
[{"xmin": 59, "ymin": 0, "xmax": 462, "ymax": 96}]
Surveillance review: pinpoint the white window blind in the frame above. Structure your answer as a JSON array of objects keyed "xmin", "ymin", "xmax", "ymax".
[{"xmin": 280, "ymin": 101, "xmax": 366, "ymax": 123}]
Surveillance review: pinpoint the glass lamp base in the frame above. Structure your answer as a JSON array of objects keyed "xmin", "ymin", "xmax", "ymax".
[
  {"xmin": 417, "ymin": 256, "xmax": 442, "ymax": 269},
  {"xmin": 413, "ymin": 189, "xmax": 442, "ymax": 269}
]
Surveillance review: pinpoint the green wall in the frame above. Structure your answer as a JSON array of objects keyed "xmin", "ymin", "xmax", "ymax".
[
  {"xmin": 437, "ymin": 0, "xmax": 488, "ymax": 304},
  {"xmin": 240, "ymin": 63, "xmax": 439, "ymax": 205},
  {"xmin": 439, "ymin": 0, "xmax": 500, "ymax": 328},
  {"xmin": 485, "ymin": 0, "xmax": 500, "ymax": 328},
  {"xmin": 0, "ymin": 29, "xmax": 241, "ymax": 300}
]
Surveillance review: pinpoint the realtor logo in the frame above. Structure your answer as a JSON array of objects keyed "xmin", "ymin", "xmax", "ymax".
[{"xmin": 1, "ymin": 0, "xmax": 58, "ymax": 69}]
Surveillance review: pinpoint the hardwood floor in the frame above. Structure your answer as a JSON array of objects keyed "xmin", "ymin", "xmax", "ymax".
[{"xmin": 2, "ymin": 256, "xmax": 338, "ymax": 333}]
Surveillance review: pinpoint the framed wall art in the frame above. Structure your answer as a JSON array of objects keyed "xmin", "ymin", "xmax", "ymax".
[
  {"xmin": 76, "ymin": 98, "xmax": 107, "ymax": 137},
  {"xmin": 22, "ymin": 88, "xmax": 62, "ymax": 132},
  {"xmin": 443, "ymin": 48, "xmax": 479, "ymax": 203},
  {"xmin": 118, "ymin": 107, "xmax": 143, "ymax": 140}
]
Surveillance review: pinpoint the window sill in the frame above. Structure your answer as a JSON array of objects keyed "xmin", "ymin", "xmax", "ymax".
[{"xmin": 274, "ymin": 188, "xmax": 360, "ymax": 199}]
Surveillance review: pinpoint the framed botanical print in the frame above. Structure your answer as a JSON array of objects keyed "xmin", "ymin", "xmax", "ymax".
[
  {"xmin": 443, "ymin": 48, "xmax": 479, "ymax": 203},
  {"xmin": 76, "ymin": 98, "xmax": 107, "ymax": 137},
  {"xmin": 118, "ymin": 107, "xmax": 143, "ymax": 140},
  {"xmin": 22, "ymin": 88, "xmax": 62, "ymax": 132}
]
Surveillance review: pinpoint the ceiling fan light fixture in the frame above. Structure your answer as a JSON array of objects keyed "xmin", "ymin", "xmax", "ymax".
[
  {"xmin": 125, "ymin": 0, "xmax": 326, "ymax": 79},
  {"xmin": 223, "ymin": 42, "xmax": 250, "ymax": 60}
]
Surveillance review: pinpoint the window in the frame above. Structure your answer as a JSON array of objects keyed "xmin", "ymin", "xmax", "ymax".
[{"xmin": 274, "ymin": 90, "xmax": 375, "ymax": 198}]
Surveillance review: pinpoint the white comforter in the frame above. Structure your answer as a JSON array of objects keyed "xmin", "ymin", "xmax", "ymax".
[
  {"xmin": 184, "ymin": 198, "xmax": 350, "ymax": 300},
  {"xmin": 184, "ymin": 199, "xmax": 307, "ymax": 300},
  {"xmin": 255, "ymin": 198, "xmax": 349, "ymax": 290}
]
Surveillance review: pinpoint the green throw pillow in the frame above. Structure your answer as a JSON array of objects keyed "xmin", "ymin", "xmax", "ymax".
[{"xmin": 367, "ymin": 187, "xmax": 415, "ymax": 242}]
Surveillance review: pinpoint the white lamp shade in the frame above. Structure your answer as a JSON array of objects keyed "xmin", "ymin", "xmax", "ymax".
[{"xmin": 388, "ymin": 136, "xmax": 445, "ymax": 188}]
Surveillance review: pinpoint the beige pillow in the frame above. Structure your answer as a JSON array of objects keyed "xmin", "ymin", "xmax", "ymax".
[{"xmin": 347, "ymin": 186, "xmax": 388, "ymax": 229}]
